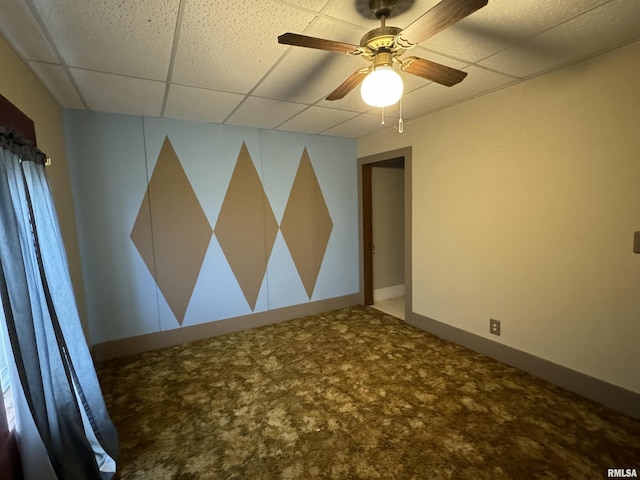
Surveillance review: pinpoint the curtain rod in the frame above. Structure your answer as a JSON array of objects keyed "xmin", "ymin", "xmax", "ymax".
[{"xmin": 0, "ymin": 126, "xmax": 48, "ymax": 166}]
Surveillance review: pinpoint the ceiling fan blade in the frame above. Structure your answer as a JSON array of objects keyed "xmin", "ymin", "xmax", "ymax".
[
  {"xmin": 401, "ymin": 56, "xmax": 467, "ymax": 86},
  {"xmin": 326, "ymin": 68, "xmax": 370, "ymax": 101},
  {"xmin": 396, "ymin": 0, "xmax": 488, "ymax": 47},
  {"xmin": 278, "ymin": 33, "xmax": 361, "ymax": 55}
]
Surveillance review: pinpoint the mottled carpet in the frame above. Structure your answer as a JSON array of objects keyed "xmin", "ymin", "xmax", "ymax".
[{"xmin": 97, "ymin": 306, "xmax": 640, "ymax": 479}]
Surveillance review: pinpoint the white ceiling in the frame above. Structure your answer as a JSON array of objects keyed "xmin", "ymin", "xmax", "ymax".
[{"xmin": 1, "ymin": 0, "xmax": 639, "ymax": 138}]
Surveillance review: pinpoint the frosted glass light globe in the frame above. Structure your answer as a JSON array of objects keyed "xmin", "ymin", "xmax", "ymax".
[{"xmin": 360, "ymin": 66, "xmax": 404, "ymax": 108}]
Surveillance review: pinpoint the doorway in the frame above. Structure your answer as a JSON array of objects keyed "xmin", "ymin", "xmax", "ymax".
[{"xmin": 358, "ymin": 147, "xmax": 412, "ymax": 321}]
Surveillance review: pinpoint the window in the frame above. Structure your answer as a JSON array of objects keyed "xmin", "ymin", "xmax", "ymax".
[{"xmin": 0, "ymin": 300, "xmax": 15, "ymax": 430}]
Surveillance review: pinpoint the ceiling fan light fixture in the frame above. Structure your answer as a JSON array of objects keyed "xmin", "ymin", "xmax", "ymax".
[{"xmin": 361, "ymin": 65, "xmax": 404, "ymax": 108}]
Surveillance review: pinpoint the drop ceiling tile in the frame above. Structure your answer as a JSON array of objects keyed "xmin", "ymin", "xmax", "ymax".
[
  {"xmin": 410, "ymin": 45, "xmax": 469, "ymax": 70},
  {"xmin": 322, "ymin": 112, "xmax": 396, "ymax": 138},
  {"xmin": 255, "ymin": 50, "xmax": 349, "ymax": 103},
  {"xmin": 164, "ymin": 85, "xmax": 244, "ymax": 124},
  {"xmin": 29, "ymin": 62, "xmax": 85, "ymax": 109},
  {"xmin": 71, "ymin": 69, "xmax": 165, "ymax": 116},
  {"xmin": 254, "ymin": 18, "xmax": 368, "ymax": 103},
  {"xmin": 302, "ymin": 14, "xmax": 368, "ymax": 44},
  {"xmin": 421, "ymin": 22, "xmax": 510, "ymax": 64},
  {"xmin": 475, "ymin": 0, "xmax": 610, "ymax": 36},
  {"xmin": 423, "ymin": 0, "xmax": 611, "ymax": 63},
  {"xmin": 479, "ymin": 0, "xmax": 640, "ymax": 79},
  {"xmin": 317, "ymin": 88, "xmax": 370, "ymax": 113},
  {"xmin": 277, "ymin": 105, "xmax": 359, "ymax": 134},
  {"xmin": 400, "ymin": 65, "xmax": 518, "ymax": 119},
  {"xmin": 254, "ymin": 47, "xmax": 368, "ymax": 105},
  {"xmin": 1, "ymin": 0, "xmax": 636, "ymax": 138},
  {"xmin": 399, "ymin": 46, "xmax": 472, "ymax": 94},
  {"xmin": 0, "ymin": 0, "xmax": 58, "ymax": 62},
  {"xmin": 279, "ymin": 0, "xmax": 331, "ymax": 12},
  {"xmin": 398, "ymin": 71, "xmax": 428, "ymax": 96},
  {"xmin": 225, "ymin": 96, "xmax": 307, "ymax": 129},
  {"xmin": 323, "ymin": 0, "xmax": 440, "ymax": 31},
  {"xmin": 30, "ymin": 0, "xmax": 179, "ymax": 79},
  {"xmin": 172, "ymin": 0, "xmax": 316, "ymax": 93}
]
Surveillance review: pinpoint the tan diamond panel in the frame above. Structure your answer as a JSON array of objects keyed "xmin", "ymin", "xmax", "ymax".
[
  {"xmin": 130, "ymin": 189, "xmax": 156, "ymax": 280},
  {"xmin": 214, "ymin": 142, "xmax": 278, "ymax": 311},
  {"xmin": 280, "ymin": 148, "xmax": 333, "ymax": 299},
  {"xmin": 131, "ymin": 136, "xmax": 212, "ymax": 325}
]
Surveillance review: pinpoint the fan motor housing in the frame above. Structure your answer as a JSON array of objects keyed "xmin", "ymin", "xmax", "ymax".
[{"xmin": 360, "ymin": 26, "xmax": 402, "ymax": 51}]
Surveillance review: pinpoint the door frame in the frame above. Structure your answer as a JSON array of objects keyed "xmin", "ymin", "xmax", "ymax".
[{"xmin": 358, "ymin": 146, "xmax": 412, "ymax": 319}]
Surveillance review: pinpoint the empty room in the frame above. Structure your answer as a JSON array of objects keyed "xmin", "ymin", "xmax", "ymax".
[{"xmin": 0, "ymin": 1, "xmax": 639, "ymax": 479}]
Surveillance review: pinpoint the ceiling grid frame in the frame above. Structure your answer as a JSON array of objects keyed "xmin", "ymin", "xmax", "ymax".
[{"xmin": 0, "ymin": 0, "xmax": 638, "ymax": 138}]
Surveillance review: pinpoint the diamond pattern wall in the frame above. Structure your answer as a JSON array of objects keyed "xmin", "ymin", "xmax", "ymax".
[
  {"xmin": 133, "ymin": 137, "xmax": 334, "ymax": 323},
  {"xmin": 131, "ymin": 136, "xmax": 212, "ymax": 324},
  {"xmin": 214, "ymin": 142, "xmax": 279, "ymax": 311},
  {"xmin": 280, "ymin": 148, "xmax": 333, "ymax": 299}
]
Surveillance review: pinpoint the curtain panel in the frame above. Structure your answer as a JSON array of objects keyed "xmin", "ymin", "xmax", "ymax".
[{"xmin": 0, "ymin": 127, "xmax": 119, "ymax": 479}]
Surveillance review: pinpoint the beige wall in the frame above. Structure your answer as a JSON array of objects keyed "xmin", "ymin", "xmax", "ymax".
[
  {"xmin": 358, "ymin": 40, "xmax": 640, "ymax": 394},
  {"xmin": 0, "ymin": 34, "xmax": 89, "ymax": 337},
  {"xmin": 372, "ymin": 166, "xmax": 404, "ymax": 290}
]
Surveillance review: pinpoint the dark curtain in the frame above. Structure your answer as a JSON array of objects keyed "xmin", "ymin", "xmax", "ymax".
[{"xmin": 0, "ymin": 127, "xmax": 119, "ymax": 479}]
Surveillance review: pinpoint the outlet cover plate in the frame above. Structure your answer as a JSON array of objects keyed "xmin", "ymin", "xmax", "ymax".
[{"xmin": 490, "ymin": 318, "xmax": 501, "ymax": 336}]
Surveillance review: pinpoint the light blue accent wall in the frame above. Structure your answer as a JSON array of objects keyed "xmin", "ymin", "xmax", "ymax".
[
  {"xmin": 64, "ymin": 111, "xmax": 358, "ymax": 345},
  {"xmin": 63, "ymin": 112, "xmax": 159, "ymax": 344}
]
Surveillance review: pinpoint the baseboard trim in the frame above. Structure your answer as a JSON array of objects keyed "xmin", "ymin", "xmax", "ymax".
[
  {"xmin": 406, "ymin": 311, "xmax": 640, "ymax": 419},
  {"xmin": 93, "ymin": 293, "xmax": 361, "ymax": 362}
]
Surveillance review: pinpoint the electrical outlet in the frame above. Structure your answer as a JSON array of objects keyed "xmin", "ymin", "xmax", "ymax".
[{"xmin": 490, "ymin": 318, "xmax": 501, "ymax": 336}]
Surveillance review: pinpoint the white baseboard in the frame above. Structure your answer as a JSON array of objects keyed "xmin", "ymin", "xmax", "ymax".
[{"xmin": 373, "ymin": 284, "xmax": 405, "ymax": 303}]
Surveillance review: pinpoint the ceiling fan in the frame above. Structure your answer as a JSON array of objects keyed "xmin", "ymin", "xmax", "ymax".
[{"xmin": 278, "ymin": 0, "xmax": 488, "ymax": 107}]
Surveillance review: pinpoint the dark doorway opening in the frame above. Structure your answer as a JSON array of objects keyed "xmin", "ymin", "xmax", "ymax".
[{"xmin": 358, "ymin": 147, "xmax": 411, "ymax": 321}]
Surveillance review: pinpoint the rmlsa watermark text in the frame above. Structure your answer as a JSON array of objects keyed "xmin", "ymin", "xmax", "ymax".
[{"xmin": 607, "ymin": 468, "xmax": 638, "ymax": 478}]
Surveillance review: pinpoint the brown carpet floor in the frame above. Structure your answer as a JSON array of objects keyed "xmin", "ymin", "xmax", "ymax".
[{"xmin": 97, "ymin": 305, "xmax": 640, "ymax": 479}]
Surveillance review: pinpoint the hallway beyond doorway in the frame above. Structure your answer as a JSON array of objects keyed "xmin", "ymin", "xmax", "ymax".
[{"xmin": 372, "ymin": 295, "xmax": 405, "ymax": 320}]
